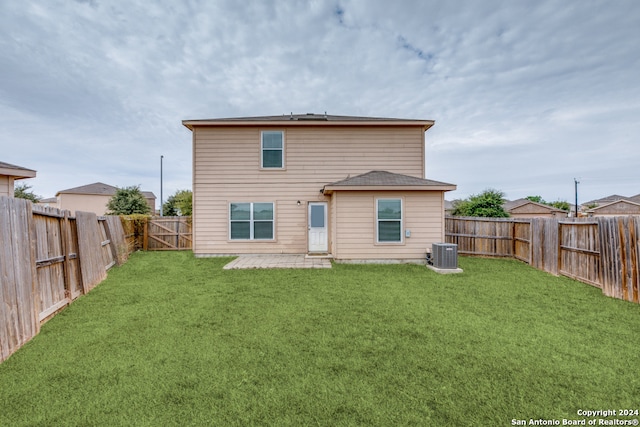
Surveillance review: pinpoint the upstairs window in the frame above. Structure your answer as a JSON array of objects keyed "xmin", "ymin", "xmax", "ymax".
[
  {"xmin": 261, "ymin": 131, "xmax": 284, "ymax": 168},
  {"xmin": 377, "ymin": 199, "xmax": 403, "ymax": 243},
  {"xmin": 230, "ymin": 202, "xmax": 274, "ymax": 240}
]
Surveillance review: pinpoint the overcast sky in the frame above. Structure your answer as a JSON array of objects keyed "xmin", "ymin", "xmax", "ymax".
[{"xmin": 2, "ymin": 0, "xmax": 639, "ymax": 207}]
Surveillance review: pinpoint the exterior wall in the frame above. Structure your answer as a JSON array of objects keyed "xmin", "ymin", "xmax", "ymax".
[
  {"xmin": 509, "ymin": 211, "xmax": 560, "ymax": 219},
  {"xmin": 59, "ymin": 194, "xmax": 111, "ymax": 215},
  {"xmin": 58, "ymin": 194, "xmax": 155, "ymax": 215},
  {"xmin": 331, "ymin": 190, "xmax": 445, "ymax": 260},
  {"xmin": 144, "ymin": 197, "xmax": 156, "ymax": 214},
  {"xmin": 192, "ymin": 125, "xmax": 426, "ymax": 255},
  {"xmin": 0, "ymin": 176, "xmax": 13, "ymax": 197}
]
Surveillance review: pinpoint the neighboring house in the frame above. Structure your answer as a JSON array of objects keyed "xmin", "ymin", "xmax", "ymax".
[
  {"xmin": 444, "ymin": 200, "xmax": 455, "ymax": 216},
  {"xmin": 629, "ymin": 194, "xmax": 640, "ymax": 204},
  {"xmin": 183, "ymin": 113, "xmax": 456, "ymax": 262},
  {"xmin": 0, "ymin": 161, "xmax": 37, "ymax": 198},
  {"xmin": 582, "ymin": 194, "xmax": 628, "ymax": 208},
  {"xmin": 504, "ymin": 199, "xmax": 568, "ymax": 219},
  {"xmin": 54, "ymin": 182, "xmax": 156, "ymax": 215},
  {"xmin": 586, "ymin": 199, "xmax": 640, "ymax": 217},
  {"xmin": 581, "ymin": 194, "xmax": 640, "ymax": 216},
  {"xmin": 37, "ymin": 197, "xmax": 57, "ymax": 207}
]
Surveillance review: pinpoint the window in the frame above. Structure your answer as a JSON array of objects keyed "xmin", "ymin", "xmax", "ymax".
[
  {"xmin": 261, "ymin": 131, "xmax": 284, "ymax": 168},
  {"xmin": 230, "ymin": 202, "xmax": 274, "ymax": 240},
  {"xmin": 377, "ymin": 199, "xmax": 402, "ymax": 243}
]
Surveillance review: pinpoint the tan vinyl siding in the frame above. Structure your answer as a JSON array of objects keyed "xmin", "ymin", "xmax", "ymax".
[
  {"xmin": 0, "ymin": 176, "xmax": 12, "ymax": 197},
  {"xmin": 192, "ymin": 125, "xmax": 427, "ymax": 255},
  {"xmin": 333, "ymin": 191, "xmax": 445, "ymax": 260},
  {"xmin": 194, "ymin": 196, "xmax": 318, "ymax": 254},
  {"xmin": 193, "ymin": 126, "xmax": 424, "ymax": 183}
]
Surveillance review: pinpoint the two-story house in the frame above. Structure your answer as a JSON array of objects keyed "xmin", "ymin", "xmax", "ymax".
[
  {"xmin": 51, "ymin": 182, "xmax": 157, "ymax": 216},
  {"xmin": 183, "ymin": 113, "xmax": 456, "ymax": 262}
]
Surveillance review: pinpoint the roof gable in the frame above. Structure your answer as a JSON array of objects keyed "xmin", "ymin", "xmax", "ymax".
[
  {"xmin": 588, "ymin": 199, "xmax": 640, "ymax": 213},
  {"xmin": 57, "ymin": 182, "xmax": 118, "ymax": 196},
  {"xmin": 505, "ymin": 200, "xmax": 567, "ymax": 214},
  {"xmin": 505, "ymin": 199, "xmax": 567, "ymax": 213}
]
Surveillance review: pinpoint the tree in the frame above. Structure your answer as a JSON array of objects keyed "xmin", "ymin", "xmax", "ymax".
[
  {"xmin": 14, "ymin": 183, "xmax": 41, "ymax": 203},
  {"xmin": 525, "ymin": 195, "xmax": 570, "ymax": 212},
  {"xmin": 162, "ymin": 189, "xmax": 192, "ymax": 216},
  {"xmin": 175, "ymin": 190, "xmax": 192, "ymax": 216},
  {"xmin": 549, "ymin": 200, "xmax": 571, "ymax": 211},
  {"xmin": 162, "ymin": 193, "xmax": 179, "ymax": 216},
  {"xmin": 452, "ymin": 188, "xmax": 509, "ymax": 218},
  {"xmin": 525, "ymin": 195, "xmax": 545, "ymax": 204},
  {"xmin": 106, "ymin": 186, "xmax": 151, "ymax": 215}
]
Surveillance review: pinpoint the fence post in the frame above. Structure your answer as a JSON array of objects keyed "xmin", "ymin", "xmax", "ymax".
[
  {"xmin": 102, "ymin": 217, "xmax": 118, "ymax": 265},
  {"xmin": 60, "ymin": 210, "xmax": 73, "ymax": 300},
  {"xmin": 556, "ymin": 221, "xmax": 562, "ymax": 277},
  {"xmin": 632, "ymin": 217, "xmax": 640, "ymax": 303},
  {"xmin": 143, "ymin": 218, "xmax": 148, "ymax": 251},
  {"xmin": 26, "ymin": 200, "xmax": 40, "ymax": 336}
]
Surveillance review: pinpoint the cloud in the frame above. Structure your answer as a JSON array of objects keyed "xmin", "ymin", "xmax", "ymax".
[{"xmin": 1, "ymin": 0, "xmax": 639, "ymax": 205}]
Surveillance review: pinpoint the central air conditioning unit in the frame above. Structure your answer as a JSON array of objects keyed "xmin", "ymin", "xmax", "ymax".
[{"xmin": 430, "ymin": 243, "xmax": 458, "ymax": 269}]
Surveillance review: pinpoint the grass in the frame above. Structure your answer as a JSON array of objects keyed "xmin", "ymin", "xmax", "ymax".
[{"xmin": 1, "ymin": 252, "xmax": 639, "ymax": 426}]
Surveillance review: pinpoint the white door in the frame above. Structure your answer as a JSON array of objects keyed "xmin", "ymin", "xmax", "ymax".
[{"xmin": 308, "ymin": 202, "xmax": 328, "ymax": 253}]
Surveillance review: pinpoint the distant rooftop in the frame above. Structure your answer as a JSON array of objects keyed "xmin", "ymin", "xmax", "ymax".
[
  {"xmin": 56, "ymin": 182, "xmax": 156, "ymax": 199},
  {"xmin": 504, "ymin": 198, "xmax": 568, "ymax": 212}
]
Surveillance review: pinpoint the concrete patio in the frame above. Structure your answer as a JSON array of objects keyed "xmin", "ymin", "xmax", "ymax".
[{"xmin": 223, "ymin": 254, "xmax": 332, "ymax": 270}]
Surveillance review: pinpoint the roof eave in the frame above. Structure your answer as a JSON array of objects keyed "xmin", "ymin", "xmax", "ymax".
[{"xmin": 0, "ymin": 167, "xmax": 37, "ymax": 179}]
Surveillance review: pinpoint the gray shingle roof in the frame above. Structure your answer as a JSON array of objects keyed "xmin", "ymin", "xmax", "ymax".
[
  {"xmin": 583, "ymin": 194, "xmax": 629, "ymax": 206},
  {"xmin": 185, "ymin": 113, "xmax": 430, "ymax": 122},
  {"xmin": 183, "ymin": 114, "xmax": 435, "ymax": 132},
  {"xmin": 325, "ymin": 170, "xmax": 455, "ymax": 188},
  {"xmin": 57, "ymin": 182, "xmax": 118, "ymax": 195}
]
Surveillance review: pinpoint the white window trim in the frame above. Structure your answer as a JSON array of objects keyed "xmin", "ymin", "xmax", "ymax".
[
  {"xmin": 229, "ymin": 202, "xmax": 275, "ymax": 241},
  {"xmin": 376, "ymin": 198, "xmax": 404, "ymax": 244},
  {"xmin": 260, "ymin": 130, "xmax": 285, "ymax": 169}
]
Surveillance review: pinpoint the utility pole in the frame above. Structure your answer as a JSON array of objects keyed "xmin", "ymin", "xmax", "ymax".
[
  {"xmin": 160, "ymin": 155, "xmax": 164, "ymax": 217},
  {"xmin": 574, "ymin": 178, "xmax": 579, "ymax": 218}
]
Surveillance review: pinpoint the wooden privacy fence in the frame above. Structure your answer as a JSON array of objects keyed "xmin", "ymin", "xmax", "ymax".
[
  {"xmin": 0, "ymin": 197, "xmax": 130, "ymax": 363},
  {"xmin": 445, "ymin": 216, "xmax": 640, "ymax": 304},
  {"xmin": 120, "ymin": 216, "xmax": 192, "ymax": 251}
]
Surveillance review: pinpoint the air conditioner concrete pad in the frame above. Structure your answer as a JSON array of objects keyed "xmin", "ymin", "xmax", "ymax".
[{"xmin": 426, "ymin": 265, "xmax": 464, "ymax": 274}]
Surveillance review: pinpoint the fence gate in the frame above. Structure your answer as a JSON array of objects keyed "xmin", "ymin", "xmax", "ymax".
[{"xmin": 145, "ymin": 217, "xmax": 192, "ymax": 251}]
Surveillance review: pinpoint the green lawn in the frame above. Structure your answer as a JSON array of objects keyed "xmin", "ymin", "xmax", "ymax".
[{"xmin": 1, "ymin": 252, "xmax": 639, "ymax": 426}]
